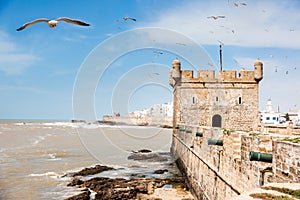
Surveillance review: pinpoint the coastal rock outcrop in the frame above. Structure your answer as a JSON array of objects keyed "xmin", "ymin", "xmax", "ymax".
[
  {"xmin": 64, "ymin": 164, "xmax": 195, "ymax": 200},
  {"xmin": 128, "ymin": 150, "xmax": 169, "ymax": 162},
  {"xmin": 66, "ymin": 176, "xmax": 187, "ymax": 200},
  {"xmin": 65, "ymin": 165, "xmax": 114, "ymax": 177},
  {"xmin": 65, "ymin": 189, "xmax": 90, "ymax": 200}
]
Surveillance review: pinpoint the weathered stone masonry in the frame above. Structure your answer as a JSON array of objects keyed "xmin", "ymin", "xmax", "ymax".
[
  {"xmin": 169, "ymin": 58, "xmax": 300, "ymax": 199},
  {"xmin": 172, "ymin": 125, "xmax": 300, "ymax": 200},
  {"xmin": 169, "ymin": 58, "xmax": 263, "ymax": 131}
]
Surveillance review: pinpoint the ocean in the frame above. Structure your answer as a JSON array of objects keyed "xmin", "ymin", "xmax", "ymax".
[{"xmin": 0, "ymin": 120, "xmax": 174, "ymax": 199}]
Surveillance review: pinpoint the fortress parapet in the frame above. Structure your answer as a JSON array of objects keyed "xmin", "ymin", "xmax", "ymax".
[
  {"xmin": 170, "ymin": 59, "xmax": 263, "ymax": 84},
  {"xmin": 170, "ymin": 58, "xmax": 264, "ymax": 131}
]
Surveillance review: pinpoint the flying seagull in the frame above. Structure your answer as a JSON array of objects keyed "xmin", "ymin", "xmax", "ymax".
[
  {"xmin": 122, "ymin": 17, "xmax": 136, "ymax": 21},
  {"xmin": 16, "ymin": 17, "xmax": 90, "ymax": 31},
  {"xmin": 153, "ymin": 51, "xmax": 163, "ymax": 55},
  {"xmin": 234, "ymin": 2, "xmax": 247, "ymax": 7},
  {"xmin": 207, "ymin": 16, "xmax": 225, "ymax": 20},
  {"xmin": 175, "ymin": 42, "xmax": 187, "ymax": 46}
]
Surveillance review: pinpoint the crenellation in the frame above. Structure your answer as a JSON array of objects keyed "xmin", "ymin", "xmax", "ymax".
[
  {"xmin": 181, "ymin": 70, "xmax": 194, "ymax": 79},
  {"xmin": 238, "ymin": 70, "xmax": 254, "ymax": 80},
  {"xmin": 179, "ymin": 69, "xmax": 257, "ymax": 83},
  {"xmin": 219, "ymin": 70, "xmax": 237, "ymax": 81}
]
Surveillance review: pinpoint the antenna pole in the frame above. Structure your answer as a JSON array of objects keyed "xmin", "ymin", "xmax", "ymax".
[{"xmin": 219, "ymin": 45, "xmax": 223, "ymax": 71}]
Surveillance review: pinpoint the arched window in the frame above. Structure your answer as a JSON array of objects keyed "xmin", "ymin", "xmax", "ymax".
[{"xmin": 212, "ymin": 114, "xmax": 222, "ymax": 128}]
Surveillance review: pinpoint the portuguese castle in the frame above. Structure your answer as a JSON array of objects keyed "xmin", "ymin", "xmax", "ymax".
[{"xmin": 169, "ymin": 58, "xmax": 300, "ymax": 200}]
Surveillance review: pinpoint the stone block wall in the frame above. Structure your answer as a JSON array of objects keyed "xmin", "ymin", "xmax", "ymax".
[
  {"xmin": 261, "ymin": 124, "xmax": 300, "ymax": 135},
  {"xmin": 273, "ymin": 140, "xmax": 300, "ymax": 182},
  {"xmin": 172, "ymin": 125, "xmax": 274, "ymax": 200},
  {"xmin": 174, "ymin": 81, "xmax": 260, "ymax": 131},
  {"xmin": 170, "ymin": 59, "xmax": 263, "ymax": 132}
]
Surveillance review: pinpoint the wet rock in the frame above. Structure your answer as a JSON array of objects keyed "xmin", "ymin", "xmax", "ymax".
[
  {"xmin": 130, "ymin": 173, "xmax": 146, "ymax": 178},
  {"xmin": 160, "ymin": 124, "xmax": 173, "ymax": 129},
  {"xmin": 154, "ymin": 169, "xmax": 168, "ymax": 174},
  {"xmin": 70, "ymin": 165, "xmax": 114, "ymax": 177},
  {"xmin": 65, "ymin": 190, "xmax": 90, "ymax": 200},
  {"xmin": 131, "ymin": 149, "xmax": 152, "ymax": 153},
  {"xmin": 67, "ymin": 178, "xmax": 84, "ymax": 187},
  {"xmin": 138, "ymin": 149, "xmax": 152, "ymax": 153},
  {"xmin": 128, "ymin": 152, "xmax": 168, "ymax": 162},
  {"xmin": 66, "ymin": 176, "xmax": 187, "ymax": 200}
]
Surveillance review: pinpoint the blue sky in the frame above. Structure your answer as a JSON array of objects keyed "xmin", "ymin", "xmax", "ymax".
[{"xmin": 1, "ymin": 0, "xmax": 300, "ymax": 120}]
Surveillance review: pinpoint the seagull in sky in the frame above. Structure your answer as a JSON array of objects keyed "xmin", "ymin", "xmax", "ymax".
[
  {"xmin": 16, "ymin": 17, "xmax": 90, "ymax": 31},
  {"xmin": 153, "ymin": 51, "xmax": 163, "ymax": 55},
  {"xmin": 175, "ymin": 42, "xmax": 187, "ymax": 46},
  {"xmin": 122, "ymin": 17, "xmax": 136, "ymax": 21},
  {"xmin": 234, "ymin": 2, "xmax": 247, "ymax": 7},
  {"xmin": 207, "ymin": 15, "xmax": 225, "ymax": 20}
]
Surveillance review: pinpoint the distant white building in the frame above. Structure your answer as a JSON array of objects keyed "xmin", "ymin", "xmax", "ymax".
[
  {"xmin": 149, "ymin": 102, "xmax": 173, "ymax": 117},
  {"xmin": 260, "ymin": 99, "xmax": 281, "ymax": 124},
  {"xmin": 261, "ymin": 112, "xmax": 281, "ymax": 124},
  {"xmin": 130, "ymin": 102, "xmax": 173, "ymax": 118}
]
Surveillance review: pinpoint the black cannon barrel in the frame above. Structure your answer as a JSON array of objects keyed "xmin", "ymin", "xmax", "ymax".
[
  {"xmin": 179, "ymin": 127, "xmax": 185, "ymax": 131},
  {"xmin": 208, "ymin": 139, "xmax": 223, "ymax": 146},
  {"xmin": 249, "ymin": 151, "xmax": 272, "ymax": 163},
  {"xmin": 196, "ymin": 132, "xmax": 203, "ymax": 137}
]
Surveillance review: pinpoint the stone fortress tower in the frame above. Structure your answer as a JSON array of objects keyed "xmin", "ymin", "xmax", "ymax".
[{"xmin": 170, "ymin": 58, "xmax": 263, "ymax": 131}]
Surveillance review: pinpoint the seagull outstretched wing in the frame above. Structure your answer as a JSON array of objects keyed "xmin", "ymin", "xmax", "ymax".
[
  {"xmin": 16, "ymin": 18, "xmax": 49, "ymax": 31},
  {"xmin": 122, "ymin": 17, "xmax": 137, "ymax": 21},
  {"xmin": 207, "ymin": 16, "xmax": 225, "ymax": 20},
  {"xmin": 56, "ymin": 17, "xmax": 90, "ymax": 26}
]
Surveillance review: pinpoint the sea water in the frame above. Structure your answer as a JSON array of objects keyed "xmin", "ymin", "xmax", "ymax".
[{"xmin": 0, "ymin": 120, "xmax": 174, "ymax": 199}]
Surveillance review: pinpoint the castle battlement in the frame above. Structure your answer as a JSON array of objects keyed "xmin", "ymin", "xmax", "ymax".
[
  {"xmin": 170, "ymin": 58, "xmax": 263, "ymax": 86},
  {"xmin": 170, "ymin": 57, "xmax": 264, "ymax": 132},
  {"xmin": 180, "ymin": 69, "xmax": 256, "ymax": 83},
  {"xmin": 169, "ymin": 57, "xmax": 300, "ymax": 200}
]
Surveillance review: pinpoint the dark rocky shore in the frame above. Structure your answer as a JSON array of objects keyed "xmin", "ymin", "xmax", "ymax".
[
  {"xmin": 66, "ymin": 175, "xmax": 187, "ymax": 200},
  {"xmin": 64, "ymin": 149, "xmax": 194, "ymax": 200}
]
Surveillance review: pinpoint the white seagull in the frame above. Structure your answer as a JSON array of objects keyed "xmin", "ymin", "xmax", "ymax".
[
  {"xmin": 207, "ymin": 15, "xmax": 225, "ymax": 20},
  {"xmin": 16, "ymin": 17, "xmax": 90, "ymax": 31},
  {"xmin": 122, "ymin": 17, "xmax": 136, "ymax": 21}
]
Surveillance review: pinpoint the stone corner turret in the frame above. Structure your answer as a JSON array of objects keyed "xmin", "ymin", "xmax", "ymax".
[
  {"xmin": 254, "ymin": 59, "xmax": 263, "ymax": 82},
  {"xmin": 169, "ymin": 57, "xmax": 181, "ymax": 87}
]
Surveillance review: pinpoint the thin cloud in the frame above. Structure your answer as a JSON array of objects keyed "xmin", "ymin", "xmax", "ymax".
[
  {"xmin": 140, "ymin": 1, "xmax": 300, "ymax": 49},
  {"xmin": 0, "ymin": 31, "xmax": 39, "ymax": 75},
  {"xmin": 0, "ymin": 85, "xmax": 45, "ymax": 93}
]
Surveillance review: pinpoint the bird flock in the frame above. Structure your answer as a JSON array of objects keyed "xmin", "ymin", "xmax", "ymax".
[
  {"xmin": 16, "ymin": 16, "xmax": 137, "ymax": 31},
  {"xmin": 16, "ymin": 17, "xmax": 90, "ymax": 31},
  {"xmin": 15, "ymin": 1, "xmax": 297, "ymax": 76}
]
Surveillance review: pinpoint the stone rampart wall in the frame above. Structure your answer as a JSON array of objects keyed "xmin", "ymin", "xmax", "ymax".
[
  {"xmin": 261, "ymin": 124, "xmax": 300, "ymax": 135},
  {"xmin": 172, "ymin": 124, "xmax": 300, "ymax": 200},
  {"xmin": 273, "ymin": 140, "xmax": 300, "ymax": 182}
]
